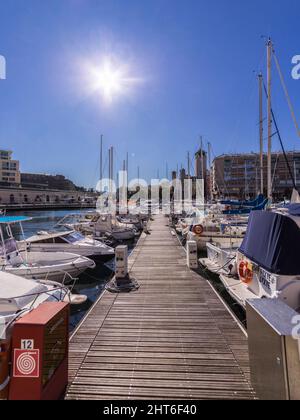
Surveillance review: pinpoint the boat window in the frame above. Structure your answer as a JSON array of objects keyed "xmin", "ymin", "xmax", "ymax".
[
  {"xmin": 52, "ymin": 236, "xmax": 67, "ymax": 244},
  {"xmin": 205, "ymin": 226, "xmax": 220, "ymax": 233},
  {"xmin": 63, "ymin": 232, "xmax": 84, "ymax": 244},
  {"xmin": 38, "ymin": 238, "xmax": 56, "ymax": 244}
]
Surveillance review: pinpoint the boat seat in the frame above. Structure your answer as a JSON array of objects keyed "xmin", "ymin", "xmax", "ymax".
[{"xmin": 4, "ymin": 239, "xmax": 24, "ymax": 267}]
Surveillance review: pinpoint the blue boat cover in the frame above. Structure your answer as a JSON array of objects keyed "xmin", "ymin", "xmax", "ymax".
[
  {"xmin": 288, "ymin": 204, "xmax": 300, "ymax": 217},
  {"xmin": 223, "ymin": 198, "xmax": 268, "ymax": 215},
  {"xmin": 239, "ymin": 211, "xmax": 300, "ymax": 276},
  {"xmin": 221, "ymin": 194, "xmax": 265, "ymax": 208},
  {"xmin": 0, "ymin": 216, "xmax": 32, "ymax": 224}
]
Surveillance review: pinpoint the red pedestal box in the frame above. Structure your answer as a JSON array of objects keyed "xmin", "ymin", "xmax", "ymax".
[{"xmin": 9, "ymin": 302, "xmax": 69, "ymax": 400}]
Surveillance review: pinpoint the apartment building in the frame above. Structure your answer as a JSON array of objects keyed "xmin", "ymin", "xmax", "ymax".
[{"xmin": 212, "ymin": 152, "xmax": 300, "ymax": 200}]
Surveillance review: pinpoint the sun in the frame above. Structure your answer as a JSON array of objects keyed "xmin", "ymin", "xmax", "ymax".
[{"xmin": 87, "ymin": 56, "xmax": 138, "ymax": 104}]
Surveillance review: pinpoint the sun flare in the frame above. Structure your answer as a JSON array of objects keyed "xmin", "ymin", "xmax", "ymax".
[{"xmin": 86, "ymin": 56, "xmax": 140, "ymax": 104}]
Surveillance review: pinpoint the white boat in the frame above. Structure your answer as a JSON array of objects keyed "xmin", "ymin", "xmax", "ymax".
[
  {"xmin": 0, "ymin": 216, "xmax": 96, "ymax": 283},
  {"xmin": 231, "ymin": 208, "xmax": 300, "ymax": 310},
  {"xmin": 0, "ymin": 271, "xmax": 86, "ymax": 398},
  {"xmin": 187, "ymin": 220, "xmax": 247, "ymax": 251},
  {"xmin": 218, "ymin": 207, "xmax": 300, "ymax": 310},
  {"xmin": 58, "ymin": 213, "xmax": 138, "ymax": 241},
  {"xmin": 175, "ymin": 209, "xmax": 203, "ymax": 235},
  {"xmin": 21, "ymin": 230, "xmax": 115, "ymax": 263},
  {"xmin": 199, "ymin": 242, "xmax": 238, "ymax": 276},
  {"xmin": 0, "ymin": 272, "xmax": 85, "ymax": 339},
  {"xmin": 117, "ymin": 214, "xmax": 147, "ymax": 231}
]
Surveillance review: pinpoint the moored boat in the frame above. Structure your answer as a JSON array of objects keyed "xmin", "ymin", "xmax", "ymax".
[
  {"xmin": 20, "ymin": 230, "xmax": 115, "ymax": 263},
  {"xmin": 0, "ymin": 216, "xmax": 96, "ymax": 283}
]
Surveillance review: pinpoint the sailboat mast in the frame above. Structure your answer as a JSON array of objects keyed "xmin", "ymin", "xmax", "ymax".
[
  {"xmin": 126, "ymin": 152, "xmax": 129, "ymax": 186},
  {"xmin": 111, "ymin": 146, "xmax": 114, "ymax": 185},
  {"xmin": 200, "ymin": 136, "xmax": 204, "ymax": 181},
  {"xmin": 258, "ymin": 74, "xmax": 264, "ymax": 195},
  {"xmin": 100, "ymin": 134, "xmax": 103, "ymax": 182},
  {"xmin": 267, "ymin": 38, "xmax": 273, "ymax": 201},
  {"xmin": 208, "ymin": 141, "xmax": 212, "ymax": 200},
  {"xmin": 108, "ymin": 147, "xmax": 111, "ymax": 193}
]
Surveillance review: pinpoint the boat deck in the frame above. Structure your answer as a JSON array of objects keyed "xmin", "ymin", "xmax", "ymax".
[{"xmin": 65, "ymin": 214, "xmax": 255, "ymax": 400}]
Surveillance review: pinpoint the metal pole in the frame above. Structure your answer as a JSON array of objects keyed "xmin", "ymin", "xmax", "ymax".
[
  {"xmin": 100, "ymin": 134, "xmax": 103, "ymax": 181},
  {"xmin": 108, "ymin": 148, "xmax": 111, "ymax": 193},
  {"xmin": 208, "ymin": 142, "xmax": 212, "ymax": 200},
  {"xmin": 267, "ymin": 38, "xmax": 273, "ymax": 201},
  {"xmin": 200, "ymin": 136, "xmax": 204, "ymax": 180},
  {"xmin": 126, "ymin": 152, "xmax": 129, "ymax": 186},
  {"xmin": 111, "ymin": 147, "xmax": 114, "ymax": 185},
  {"xmin": 187, "ymin": 152, "xmax": 190, "ymax": 178},
  {"xmin": 259, "ymin": 74, "xmax": 264, "ymax": 195}
]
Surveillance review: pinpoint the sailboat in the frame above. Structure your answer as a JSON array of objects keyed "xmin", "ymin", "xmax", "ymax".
[{"xmin": 218, "ymin": 39, "xmax": 300, "ymax": 310}]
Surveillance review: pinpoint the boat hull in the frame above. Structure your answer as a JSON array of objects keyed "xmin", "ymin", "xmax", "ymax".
[
  {"xmin": 187, "ymin": 231, "xmax": 244, "ymax": 251},
  {"xmin": 1, "ymin": 251, "xmax": 96, "ymax": 284}
]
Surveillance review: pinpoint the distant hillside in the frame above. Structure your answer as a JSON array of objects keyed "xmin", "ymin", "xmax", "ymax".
[{"xmin": 21, "ymin": 173, "xmax": 83, "ymax": 191}]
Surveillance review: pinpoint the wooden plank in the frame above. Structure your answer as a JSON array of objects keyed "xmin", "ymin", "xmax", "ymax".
[{"xmin": 66, "ymin": 214, "xmax": 255, "ymax": 400}]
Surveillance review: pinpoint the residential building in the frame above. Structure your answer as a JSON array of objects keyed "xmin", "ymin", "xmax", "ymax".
[
  {"xmin": 212, "ymin": 151, "xmax": 300, "ymax": 200},
  {"xmin": 0, "ymin": 150, "xmax": 21, "ymax": 185}
]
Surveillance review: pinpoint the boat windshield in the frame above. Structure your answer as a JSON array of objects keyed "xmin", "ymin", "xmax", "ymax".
[{"xmin": 63, "ymin": 232, "xmax": 85, "ymax": 244}]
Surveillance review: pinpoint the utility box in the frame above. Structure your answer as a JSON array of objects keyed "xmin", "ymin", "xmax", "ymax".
[
  {"xmin": 187, "ymin": 241, "xmax": 198, "ymax": 269},
  {"xmin": 115, "ymin": 245, "xmax": 128, "ymax": 279},
  {"xmin": 247, "ymin": 299, "xmax": 300, "ymax": 400},
  {"xmin": 9, "ymin": 302, "xmax": 69, "ymax": 401}
]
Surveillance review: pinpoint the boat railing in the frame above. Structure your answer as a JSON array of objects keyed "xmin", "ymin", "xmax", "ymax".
[
  {"xmin": 43, "ymin": 270, "xmax": 78, "ymax": 294},
  {"xmin": 0, "ymin": 283, "xmax": 72, "ymax": 338}
]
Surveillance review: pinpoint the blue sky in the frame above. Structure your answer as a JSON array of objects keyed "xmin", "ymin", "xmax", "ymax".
[{"xmin": 0, "ymin": 0, "xmax": 299, "ymax": 187}]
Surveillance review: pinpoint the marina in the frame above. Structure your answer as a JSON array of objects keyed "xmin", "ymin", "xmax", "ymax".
[
  {"xmin": 1, "ymin": 0, "xmax": 300, "ymax": 403},
  {"xmin": 2, "ymin": 195, "xmax": 300, "ymax": 400}
]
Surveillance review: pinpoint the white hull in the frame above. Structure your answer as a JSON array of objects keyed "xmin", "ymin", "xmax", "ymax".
[
  {"xmin": 237, "ymin": 251, "xmax": 300, "ymax": 311},
  {"xmin": 1, "ymin": 251, "xmax": 96, "ymax": 284},
  {"xmin": 0, "ymin": 272, "xmax": 71, "ymax": 339},
  {"xmin": 200, "ymin": 243, "xmax": 237, "ymax": 276},
  {"xmin": 187, "ymin": 231, "xmax": 244, "ymax": 251},
  {"xmin": 23, "ymin": 242, "xmax": 114, "ymax": 261},
  {"xmin": 77, "ymin": 224, "xmax": 137, "ymax": 241},
  {"xmin": 110, "ymin": 230, "xmax": 137, "ymax": 241},
  {"xmin": 219, "ymin": 274, "xmax": 256, "ymax": 308}
]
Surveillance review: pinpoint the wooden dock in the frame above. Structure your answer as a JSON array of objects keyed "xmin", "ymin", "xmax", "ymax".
[{"xmin": 66, "ymin": 215, "xmax": 255, "ymax": 400}]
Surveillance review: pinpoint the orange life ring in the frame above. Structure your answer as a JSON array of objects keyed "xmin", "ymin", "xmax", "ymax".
[
  {"xmin": 239, "ymin": 261, "xmax": 253, "ymax": 284},
  {"xmin": 193, "ymin": 225, "xmax": 204, "ymax": 235}
]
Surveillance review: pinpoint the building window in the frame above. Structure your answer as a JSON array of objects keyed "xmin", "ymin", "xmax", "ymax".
[{"xmin": 10, "ymin": 194, "xmax": 15, "ymax": 204}]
